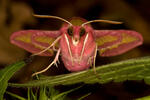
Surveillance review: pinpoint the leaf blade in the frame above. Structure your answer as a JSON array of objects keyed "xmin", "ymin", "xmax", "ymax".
[
  {"xmin": 0, "ymin": 61, "xmax": 25, "ymax": 99},
  {"xmin": 8, "ymin": 56, "xmax": 150, "ymax": 87}
]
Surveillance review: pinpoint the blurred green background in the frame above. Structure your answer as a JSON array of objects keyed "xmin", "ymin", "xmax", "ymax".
[{"xmin": 1, "ymin": 0, "xmax": 150, "ymax": 99}]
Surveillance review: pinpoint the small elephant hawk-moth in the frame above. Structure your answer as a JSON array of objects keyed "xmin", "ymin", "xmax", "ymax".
[{"xmin": 10, "ymin": 14, "xmax": 143, "ymax": 76}]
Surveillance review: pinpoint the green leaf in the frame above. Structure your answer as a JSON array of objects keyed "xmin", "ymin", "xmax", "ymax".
[
  {"xmin": 27, "ymin": 88, "xmax": 31, "ymax": 100},
  {"xmin": 136, "ymin": 95, "xmax": 150, "ymax": 100},
  {"xmin": 52, "ymin": 86, "xmax": 82, "ymax": 100},
  {"xmin": 39, "ymin": 86, "xmax": 48, "ymax": 100},
  {"xmin": 77, "ymin": 93, "xmax": 91, "ymax": 100},
  {"xmin": 27, "ymin": 88, "xmax": 38, "ymax": 100},
  {"xmin": 6, "ymin": 91, "xmax": 26, "ymax": 100},
  {"xmin": 8, "ymin": 56, "xmax": 150, "ymax": 87},
  {"xmin": 0, "ymin": 61, "xmax": 25, "ymax": 99}
]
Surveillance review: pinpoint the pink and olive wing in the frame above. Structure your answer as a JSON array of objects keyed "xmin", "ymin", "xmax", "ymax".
[
  {"xmin": 31, "ymin": 30, "xmax": 61, "ymax": 49},
  {"xmin": 10, "ymin": 30, "xmax": 61, "ymax": 56},
  {"xmin": 94, "ymin": 30, "xmax": 143, "ymax": 56}
]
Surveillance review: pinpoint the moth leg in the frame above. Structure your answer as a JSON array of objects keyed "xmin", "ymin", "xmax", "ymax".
[
  {"xmin": 32, "ymin": 48, "xmax": 61, "ymax": 76},
  {"xmin": 64, "ymin": 34, "xmax": 74, "ymax": 65},
  {"xmin": 93, "ymin": 44, "xmax": 98, "ymax": 74},
  {"xmin": 92, "ymin": 44, "xmax": 101, "ymax": 80},
  {"xmin": 52, "ymin": 44, "xmax": 58, "ymax": 51},
  {"xmin": 79, "ymin": 34, "xmax": 89, "ymax": 62},
  {"xmin": 87, "ymin": 57, "xmax": 93, "ymax": 66},
  {"xmin": 31, "ymin": 36, "xmax": 61, "ymax": 56}
]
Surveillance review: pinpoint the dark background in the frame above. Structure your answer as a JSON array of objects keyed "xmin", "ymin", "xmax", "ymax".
[{"xmin": 1, "ymin": 0, "xmax": 150, "ymax": 99}]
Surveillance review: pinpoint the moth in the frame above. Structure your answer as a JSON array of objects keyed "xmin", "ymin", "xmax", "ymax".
[{"xmin": 10, "ymin": 14, "xmax": 143, "ymax": 76}]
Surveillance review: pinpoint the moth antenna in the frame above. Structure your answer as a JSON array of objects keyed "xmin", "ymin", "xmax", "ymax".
[
  {"xmin": 33, "ymin": 14, "xmax": 73, "ymax": 26},
  {"xmin": 81, "ymin": 19, "xmax": 123, "ymax": 27}
]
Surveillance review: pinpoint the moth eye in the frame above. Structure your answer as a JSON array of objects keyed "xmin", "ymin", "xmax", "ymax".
[
  {"xmin": 67, "ymin": 27, "xmax": 73, "ymax": 36},
  {"xmin": 80, "ymin": 27, "xmax": 85, "ymax": 36}
]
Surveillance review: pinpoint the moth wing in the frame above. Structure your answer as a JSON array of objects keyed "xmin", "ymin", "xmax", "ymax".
[
  {"xmin": 94, "ymin": 30, "xmax": 143, "ymax": 56},
  {"xmin": 10, "ymin": 30, "xmax": 61, "ymax": 56},
  {"xmin": 31, "ymin": 30, "xmax": 60, "ymax": 49}
]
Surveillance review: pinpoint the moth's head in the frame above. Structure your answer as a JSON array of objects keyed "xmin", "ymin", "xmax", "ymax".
[
  {"xmin": 66, "ymin": 25, "xmax": 91, "ymax": 43},
  {"xmin": 61, "ymin": 17, "xmax": 93, "ymax": 45}
]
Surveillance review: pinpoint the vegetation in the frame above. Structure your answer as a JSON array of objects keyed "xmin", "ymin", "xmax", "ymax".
[{"xmin": 1, "ymin": 56, "xmax": 150, "ymax": 99}]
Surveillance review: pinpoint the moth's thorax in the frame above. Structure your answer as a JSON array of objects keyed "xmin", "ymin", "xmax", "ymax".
[{"xmin": 59, "ymin": 25, "xmax": 96, "ymax": 71}]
